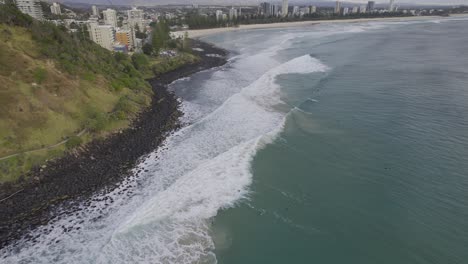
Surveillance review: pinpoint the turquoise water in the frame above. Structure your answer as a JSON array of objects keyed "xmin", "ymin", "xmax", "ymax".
[
  {"xmin": 2, "ymin": 17, "xmax": 468, "ymax": 264},
  {"xmin": 205, "ymin": 18, "xmax": 468, "ymax": 263}
]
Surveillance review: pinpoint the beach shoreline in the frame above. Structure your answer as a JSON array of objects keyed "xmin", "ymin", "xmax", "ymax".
[
  {"xmin": 186, "ymin": 15, "xmax": 447, "ymax": 38},
  {"xmin": 0, "ymin": 40, "xmax": 228, "ymax": 248}
]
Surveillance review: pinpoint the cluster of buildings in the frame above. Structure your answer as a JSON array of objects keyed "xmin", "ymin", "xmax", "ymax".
[
  {"xmin": 334, "ymin": 0, "xmax": 399, "ymax": 16},
  {"xmin": 215, "ymin": 7, "xmax": 242, "ymax": 21},
  {"xmin": 86, "ymin": 6, "xmax": 150, "ymax": 52},
  {"xmin": 9, "ymin": 0, "xmax": 151, "ymax": 53},
  {"xmin": 257, "ymin": 0, "xmax": 317, "ymax": 17}
]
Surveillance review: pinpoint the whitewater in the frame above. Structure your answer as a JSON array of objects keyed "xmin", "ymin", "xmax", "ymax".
[{"xmin": 2, "ymin": 17, "xmax": 461, "ymax": 263}]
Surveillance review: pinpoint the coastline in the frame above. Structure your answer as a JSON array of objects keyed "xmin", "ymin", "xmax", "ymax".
[
  {"xmin": 186, "ymin": 15, "xmax": 445, "ymax": 38},
  {"xmin": 0, "ymin": 40, "xmax": 228, "ymax": 248}
]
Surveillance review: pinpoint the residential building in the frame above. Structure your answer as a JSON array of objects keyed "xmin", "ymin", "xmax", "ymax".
[
  {"xmin": 310, "ymin": 6, "xmax": 317, "ymax": 14},
  {"xmin": 102, "ymin": 8, "xmax": 118, "ymax": 27},
  {"xmin": 215, "ymin": 10, "xmax": 223, "ymax": 21},
  {"xmin": 335, "ymin": 1, "xmax": 341, "ymax": 14},
  {"xmin": 343, "ymin": 7, "xmax": 349, "ymax": 15},
  {"xmin": 282, "ymin": 0, "xmax": 288, "ymax": 17},
  {"xmin": 389, "ymin": 0, "xmax": 395, "ymax": 12},
  {"xmin": 127, "ymin": 7, "xmax": 144, "ymax": 31},
  {"xmin": 116, "ymin": 29, "xmax": 135, "ymax": 50},
  {"xmin": 352, "ymin": 6, "xmax": 359, "ymax": 13},
  {"xmin": 88, "ymin": 23, "xmax": 115, "ymax": 51},
  {"xmin": 367, "ymin": 1, "xmax": 376, "ymax": 12},
  {"xmin": 360, "ymin": 5, "xmax": 367, "ymax": 13},
  {"xmin": 292, "ymin": 6, "xmax": 299, "ymax": 16},
  {"xmin": 229, "ymin": 7, "xmax": 238, "ymax": 20},
  {"xmin": 50, "ymin": 2, "xmax": 61, "ymax": 15},
  {"xmin": 91, "ymin": 5, "xmax": 99, "ymax": 17},
  {"xmin": 15, "ymin": 0, "xmax": 43, "ymax": 20},
  {"xmin": 260, "ymin": 2, "xmax": 271, "ymax": 16}
]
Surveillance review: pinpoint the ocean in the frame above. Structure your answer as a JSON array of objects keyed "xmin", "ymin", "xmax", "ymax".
[{"xmin": 2, "ymin": 16, "xmax": 468, "ymax": 264}]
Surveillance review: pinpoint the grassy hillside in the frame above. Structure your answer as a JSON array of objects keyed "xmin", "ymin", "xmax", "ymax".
[{"xmin": 0, "ymin": 3, "xmax": 152, "ymax": 183}]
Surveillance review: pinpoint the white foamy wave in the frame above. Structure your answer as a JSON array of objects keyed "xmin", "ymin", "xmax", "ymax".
[{"xmin": 242, "ymin": 55, "xmax": 329, "ymax": 108}]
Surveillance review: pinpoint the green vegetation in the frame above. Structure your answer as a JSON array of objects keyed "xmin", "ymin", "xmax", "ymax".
[
  {"xmin": 65, "ymin": 136, "xmax": 82, "ymax": 149},
  {"xmin": 130, "ymin": 20, "xmax": 199, "ymax": 78},
  {"xmin": 182, "ymin": 10, "xmax": 416, "ymax": 29},
  {"xmin": 0, "ymin": 2, "xmax": 152, "ymax": 183}
]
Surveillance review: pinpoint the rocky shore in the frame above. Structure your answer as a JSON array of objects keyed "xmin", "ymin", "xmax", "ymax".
[{"xmin": 0, "ymin": 40, "xmax": 227, "ymax": 248}]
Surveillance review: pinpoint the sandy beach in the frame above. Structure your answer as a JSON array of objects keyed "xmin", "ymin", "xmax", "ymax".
[{"xmin": 186, "ymin": 15, "xmax": 447, "ymax": 38}]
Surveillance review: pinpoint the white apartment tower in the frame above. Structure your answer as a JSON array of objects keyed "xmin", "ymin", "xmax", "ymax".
[
  {"xmin": 15, "ymin": 0, "xmax": 43, "ymax": 20},
  {"xmin": 88, "ymin": 23, "xmax": 115, "ymax": 51},
  {"xmin": 216, "ymin": 10, "xmax": 223, "ymax": 21},
  {"xmin": 127, "ymin": 7, "xmax": 144, "ymax": 31},
  {"xmin": 282, "ymin": 0, "xmax": 288, "ymax": 17},
  {"xmin": 335, "ymin": 1, "xmax": 341, "ymax": 14},
  {"xmin": 92, "ymin": 5, "xmax": 99, "ymax": 17},
  {"xmin": 389, "ymin": 0, "xmax": 396, "ymax": 12},
  {"xmin": 229, "ymin": 7, "xmax": 238, "ymax": 20},
  {"xmin": 50, "ymin": 2, "xmax": 61, "ymax": 15},
  {"xmin": 102, "ymin": 8, "xmax": 118, "ymax": 27}
]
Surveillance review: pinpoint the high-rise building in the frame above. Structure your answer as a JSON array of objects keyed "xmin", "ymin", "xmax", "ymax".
[
  {"xmin": 229, "ymin": 7, "xmax": 238, "ymax": 20},
  {"xmin": 360, "ymin": 5, "xmax": 367, "ymax": 13},
  {"xmin": 116, "ymin": 29, "xmax": 136, "ymax": 50},
  {"xmin": 88, "ymin": 23, "xmax": 115, "ymax": 51},
  {"xmin": 367, "ymin": 1, "xmax": 376, "ymax": 12},
  {"xmin": 352, "ymin": 6, "xmax": 359, "ymax": 14},
  {"xmin": 292, "ymin": 6, "xmax": 299, "ymax": 16},
  {"xmin": 127, "ymin": 7, "xmax": 144, "ymax": 31},
  {"xmin": 102, "ymin": 8, "xmax": 118, "ymax": 27},
  {"xmin": 50, "ymin": 2, "xmax": 61, "ymax": 15},
  {"xmin": 343, "ymin": 7, "xmax": 349, "ymax": 15},
  {"xmin": 91, "ymin": 5, "xmax": 99, "ymax": 17},
  {"xmin": 335, "ymin": 1, "xmax": 341, "ymax": 14},
  {"xmin": 282, "ymin": 0, "xmax": 288, "ymax": 17},
  {"xmin": 310, "ymin": 6, "xmax": 317, "ymax": 14},
  {"xmin": 389, "ymin": 0, "xmax": 395, "ymax": 12},
  {"xmin": 215, "ymin": 10, "xmax": 223, "ymax": 21},
  {"xmin": 15, "ymin": 0, "xmax": 43, "ymax": 20},
  {"xmin": 260, "ymin": 2, "xmax": 271, "ymax": 16}
]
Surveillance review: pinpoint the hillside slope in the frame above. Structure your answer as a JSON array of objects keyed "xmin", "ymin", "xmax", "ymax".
[{"xmin": 0, "ymin": 3, "xmax": 152, "ymax": 182}]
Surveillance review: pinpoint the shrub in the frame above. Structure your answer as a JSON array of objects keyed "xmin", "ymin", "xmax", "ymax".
[
  {"xmin": 33, "ymin": 67, "xmax": 47, "ymax": 84},
  {"xmin": 65, "ymin": 135, "xmax": 82, "ymax": 149}
]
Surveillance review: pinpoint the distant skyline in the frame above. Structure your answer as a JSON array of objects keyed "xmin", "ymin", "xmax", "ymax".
[{"xmin": 62, "ymin": 0, "xmax": 466, "ymax": 6}]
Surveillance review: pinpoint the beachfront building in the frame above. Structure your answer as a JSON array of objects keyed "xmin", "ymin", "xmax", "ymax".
[
  {"xmin": 367, "ymin": 1, "xmax": 376, "ymax": 13},
  {"xmin": 91, "ymin": 5, "xmax": 99, "ymax": 17},
  {"xmin": 215, "ymin": 10, "xmax": 223, "ymax": 21},
  {"xmin": 229, "ymin": 7, "xmax": 238, "ymax": 20},
  {"xmin": 15, "ymin": 0, "xmax": 43, "ymax": 20},
  {"xmin": 103, "ymin": 8, "xmax": 118, "ymax": 27},
  {"xmin": 360, "ymin": 5, "xmax": 367, "ymax": 13},
  {"xmin": 343, "ymin": 7, "xmax": 349, "ymax": 15},
  {"xmin": 50, "ymin": 2, "xmax": 61, "ymax": 15},
  {"xmin": 389, "ymin": 0, "xmax": 396, "ymax": 12},
  {"xmin": 310, "ymin": 6, "xmax": 317, "ymax": 14},
  {"xmin": 335, "ymin": 1, "xmax": 341, "ymax": 14},
  {"xmin": 292, "ymin": 6, "xmax": 299, "ymax": 16},
  {"xmin": 127, "ymin": 7, "xmax": 144, "ymax": 31},
  {"xmin": 352, "ymin": 6, "xmax": 359, "ymax": 14},
  {"xmin": 260, "ymin": 2, "xmax": 270, "ymax": 16},
  {"xmin": 88, "ymin": 23, "xmax": 115, "ymax": 51},
  {"xmin": 282, "ymin": 0, "xmax": 288, "ymax": 17}
]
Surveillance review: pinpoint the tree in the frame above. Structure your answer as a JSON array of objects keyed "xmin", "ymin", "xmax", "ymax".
[{"xmin": 142, "ymin": 43, "xmax": 153, "ymax": 55}]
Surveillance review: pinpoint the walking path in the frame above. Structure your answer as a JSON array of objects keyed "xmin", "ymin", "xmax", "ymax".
[{"xmin": 0, "ymin": 129, "xmax": 87, "ymax": 161}]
